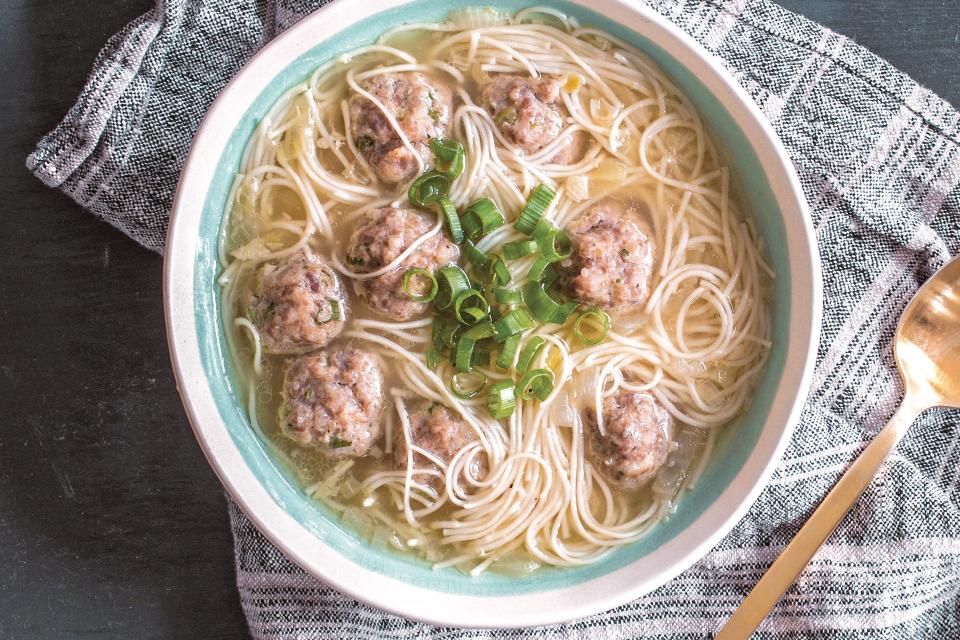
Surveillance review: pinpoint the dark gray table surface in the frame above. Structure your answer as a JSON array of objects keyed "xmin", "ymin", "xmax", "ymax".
[{"xmin": 2, "ymin": 1, "xmax": 959, "ymax": 638}]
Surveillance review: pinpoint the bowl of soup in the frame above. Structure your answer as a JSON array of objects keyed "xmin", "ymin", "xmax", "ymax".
[{"xmin": 164, "ymin": 0, "xmax": 821, "ymax": 627}]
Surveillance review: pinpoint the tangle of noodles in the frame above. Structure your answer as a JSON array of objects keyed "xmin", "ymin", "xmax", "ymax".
[{"xmin": 218, "ymin": 7, "xmax": 773, "ymax": 575}]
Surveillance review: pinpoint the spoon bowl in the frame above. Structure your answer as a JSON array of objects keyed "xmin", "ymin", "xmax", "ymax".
[{"xmin": 896, "ymin": 256, "xmax": 960, "ymax": 408}]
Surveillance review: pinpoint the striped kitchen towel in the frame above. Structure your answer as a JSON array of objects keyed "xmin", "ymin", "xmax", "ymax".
[{"xmin": 28, "ymin": 0, "xmax": 960, "ymax": 637}]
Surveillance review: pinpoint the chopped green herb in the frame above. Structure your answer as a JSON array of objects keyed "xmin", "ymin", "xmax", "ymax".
[
  {"xmin": 354, "ymin": 135, "xmax": 373, "ymax": 151},
  {"xmin": 329, "ymin": 436, "xmax": 352, "ymax": 449},
  {"xmin": 428, "ymin": 108, "xmax": 441, "ymax": 123},
  {"xmin": 618, "ymin": 248, "xmax": 629, "ymax": 259},
  {"xmin": 303, "ymin": 388, "xmax": 315, "ymax": 402},
  {"xmin": 495, "ymin": 106, "xmax": 518, "ymax": 126},
  {"xmin": 346, "ymin": 255, "xmax": 365, "ymax": 267}
]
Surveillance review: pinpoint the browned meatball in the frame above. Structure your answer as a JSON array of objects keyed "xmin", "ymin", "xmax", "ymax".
[
  {"xmin": 562, "ymin": 199, "xmax": 655, "ymax": 310},
  {"xmin": 481, "ymin": 74, "xmax": 580, "ymax": 163},
  {"xmin": 394, "ymin": 402, "xmax": 488, "ymax": 489},
  {"xmin": 349, "ymin": 72, "xmax": 452, "ymax": 184},
  {"xmin": 280, "ymin": 348, "xmax": 384, "ymax": 457},
  {"xmin": 346, "ymin": 207, "xmax": 459, "ymax": 320},
  {"xmin": 247, "ymin": 252, "xmax": 346, "ymax": 354},
  {"xmin": 586, "ymin": 391, "xmax": 673, "ymax": 490}
]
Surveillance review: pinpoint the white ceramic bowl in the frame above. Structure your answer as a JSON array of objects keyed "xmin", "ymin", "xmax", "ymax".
[{"xmin": 165, "ymin": 0, "xmax": 821, "ymax": 628}]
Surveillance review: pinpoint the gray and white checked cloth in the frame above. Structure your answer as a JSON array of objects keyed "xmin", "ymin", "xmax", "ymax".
[{"xmin": 28, "ymin": 0, "xmax": 960, "ymax": 637}]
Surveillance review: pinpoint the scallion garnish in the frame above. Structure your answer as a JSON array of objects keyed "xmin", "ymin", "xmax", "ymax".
[
  {"xmin": 516, "ymin": 336, "xmax": 546, "ymax": 373},
  {"xmin": 513, "ymin": 184, "xmax": 556, "ymax": 235},
  {"xmin": 493, "ymin": 287, "xmax": 523, "ymax": 305},
  {"xmin": 527, "ymin": 256, "xmax": 555, "ymax": 282},
  {"xmin": 490, "ymin": 256, "xmax": 511, "ymax": 286},
  {"xmin": 425, "ymin": 347, "xmax": 440, "ymax": 369},
  {"xmin": 463, "ymin": 321, "xmax": 495, "ymax": 340},
  {"xmin": 495, "ymin": 334, "xmax": 521, "ymax": 369},
  {"xmin": 453, "ymin": 289, "xmax": 490, "ymax": 325},
  {"xmin": 462, "ymin": 239, "xmax": 492, "ymax": 270},
  {"xmin": 551, "ymin": 300, "xmax": 580, "ymax": 324},
  {"xmin": 435, "ymin": 265, "xmax": 471, "ymax": 310},
  {"xmin": 487, "ymin": 379, "xmax": 517, "ymax": 419},
  {"xmin": 573, "ymin": 307, "xmax": 611, "ymax": 345},
  {"xmin": 516, "ymin": 368, "xmax": 554, "ymax": 401},
  {"xmin": 523, "ymin": 281, "xmax": 561, "ymax": 322},
  {"xmin": 450, "ymin": 371, "xmax": 487, "ymax": 399},
  {"xmin": 502, "ymin": 239, "xmax": 539, "ymax": 260},
  {"xmin": 438, "ymin": 198, "xmax": 463, "ymax": 243},
  {"xmin": 408, "ymin": 171, "xmax": 450, "ymax": 207},
  {"xmin": 538, "ymin": 226, "xmax": 572, "ymax": 262},
  {"xmin": 430, "ymin": 137, "xmax": 465, "ymax": 180},
  {"xmin": 492, "ymin": 308, "xmax": 535, "ymax": 341},
  {"xmin": 461, "ymin": 198, "xmax": 504, "ymax": 239},
  {"xmin": 402, "ymin": 268, "xmax": 438, "ymax": 302},
  {"xmin": 432, "ymin": 315, "xmax": 460, "ymax": 350},
  {"xmin": 454, "ymin": 336, "xmax": 477, "ymax": 371}
]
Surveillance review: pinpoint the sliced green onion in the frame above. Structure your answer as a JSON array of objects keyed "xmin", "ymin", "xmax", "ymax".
[
  {"xmin": 538, "ymin": 226, "xmax": 572, "ymax": 262},
  {"xmin": 454, "ymin": 289, "xmax": 490, "ymax": 325},
  {"xmin": 435, "ymin": 265, "xmax": 470, "ymax": 310},
  {"xmin": 426, "ymin": 347, "xmax": 440, "ymax": 369},
  {"xmin": 402, "ymin": 268, "xmax": 438, "ymax": 302},
  {"xmin": 542, "ymin": 266, "xmax": 560, "ymax": 287},
  {"xmin": 516, "ymin": 336, "xmax": 547, "ymax": 373},
  {"xmin": 516, "ymin": 368, "xmax": 555, "ymax": 401},
  {"xmin": 490, "ymin": 256, "xmax": 511, "ymax": 286},
  {"xmin": 470, "ymin": 348, "xmax": 492, "ymax": 368},
  {"xmin": 463, "ymin": 321, "xmax": 495, "ymax": 340},
  {"xmin": 551, "ymin": 300, "xmax": 580, "ymax": 324},
  {"xmin": 315, "ymin": 299, "xmax": 342, "ymax": 324},
  {"xmin": 451, "ymin": 371, "xmax": 487, "ymax": 398},
  {"xmin": 495, "ymin": 334, "xmax": 521, "ymax": 369},
  {"xmin": 409, "ymin": 171, "xmax": 450, "ymax": 207},
  {"xmin": 528, "ymin": 256, "xmax": 556, "ymax": 282},
  {"xmin": 461, "ymin": 198, "xmax": 504, "ymax": 239},
  {"xmin": 573, "ymin": 307, "xmax": 611, "ymax": 345},
  {"xmin": 494, "ymin": 287, "xmax": 523, "ymax": 305},
  {"xmin": 513, "ymin": 184, "xmax": 556, "ymax": 235},
  {"xmin": 487, "ymin": 379, "xmax": 517, "ymax": 419},
  {"xmin": 523, "ymin": 281, "xmax": 561, "ymax": 322},
  {"xmin": 462, "ymin": 239, "xmax": 493, "ymax": 273},
  {"xmin": 432, "ymin": 315, "xmax": 460, "ymax": 350},
  {"xmin": 454, "ymin": 336, "xmax": 477, "ymax": 372},
  {"xmin": 492, "ymin": 308, "xmax": 536, "ymax": 341},
  {"xmin": 502, "ymin": 239, "xmax": 539, "ymax": 260},
  {"xmin": 438, "ymin": 198, "xmax": 463, "ymax": 243},
  {"xmin": 531, "ymin": 218, "xmax": 556, "ymax": 242},
  {"xmin": 430, "ymin": 137, "xmax": 465, "ymax": 180}
]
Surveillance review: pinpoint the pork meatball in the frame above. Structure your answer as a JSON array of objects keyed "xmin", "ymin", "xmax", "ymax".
[
  {"xmin": 586, "ymin": 391, "xmax": 673, "ymax": 490},
  {"xmin": 346, "ymin": 207, "xmax": 459, "ymax": 320},
  {"xmin": 247, "ymin": 252, "xmax": 346, "ymax": 354},
  {"xmin": 481, "ymin": 74, "xmax": 580, "ymax": 162},
  {"xmin": 393, "ymin": 402, "xmax": 487, "ymax": 489},
  {"xmin": 280, "ymin": 348, "xmax": 384, "ymax": 457},
  {"xmin": 349, "ymin": 72, "xmax": 452, "ymax": 184},
  {"xmin": 562, "ymin": 198, "xmax": 655, "ymax": 310}
]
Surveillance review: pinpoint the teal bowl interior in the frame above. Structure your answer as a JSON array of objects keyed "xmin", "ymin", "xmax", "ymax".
[{"xmin": 194, "ymin": 0, "xmax": 790, "ymax": 596}]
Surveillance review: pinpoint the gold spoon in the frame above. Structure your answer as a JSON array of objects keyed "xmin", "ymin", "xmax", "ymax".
[{"xmin": 717, "ymin": 254, "xmax": 960, "ymax": 639}]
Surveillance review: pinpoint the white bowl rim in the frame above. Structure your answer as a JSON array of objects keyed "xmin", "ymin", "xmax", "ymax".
[{"xmin": 164, "ymin": 0, "xmax": 823, "ymax": 628}]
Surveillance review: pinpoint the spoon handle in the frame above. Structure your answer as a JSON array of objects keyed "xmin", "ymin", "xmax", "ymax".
[{"xmin": 715, "ymin": 399, "xmax": 924, "ymax": 639}]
